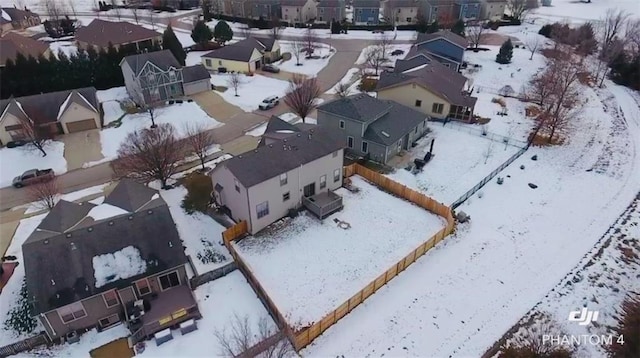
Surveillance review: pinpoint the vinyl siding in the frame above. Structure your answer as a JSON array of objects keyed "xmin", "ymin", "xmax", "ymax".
[
  {"xmin": 415, "ymin": 38, "xmax": 465, "ymax": 65},
  {"xmin": 480, "ymin": 0, "xmax": 506, "ymax": 21},
  {"xmin": 59, "ymin": 102, "xmax": 101, "ymax": 134},
  {"xmin": 210, "ymin": 165, "xmax": 252, "ymax": 226},
  {"xmin": 202, "ymin": 48, "xmax": 262, "ymax": 73},
  {"xmin": 183, "ymin": 79, "xmax": 210, "ymax": 95},
  {"xmin": 0, "ymin": 112, "xmax": 23, "ymax": 145},
  {"xmin": 353, "ymin": 7, "xmax": 379, "ymax": 24},
  {"xmin": 377, "ymin": 85, "xmax": 451, "ymax": 120}
]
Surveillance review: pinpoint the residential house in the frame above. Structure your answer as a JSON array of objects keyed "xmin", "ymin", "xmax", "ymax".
[
  {"xmin": 423, "ymin": 0, "xmax": 457, "ymax": 24},
  {"xmin": 0, "ymin": 7, "xmax": 41, "ymax": 33},
  {"xmin": 201, "ymin": 37, "xmax": 281, "ymax": 73},
  {"xmin": 0, "ymin": 87, "xmax": 101, "ymax": 146},
  {"xmin": 210, "ymin": 117, "xmax": 345, "ymax": 234},
  {"xmin": 281, "ymin": 0, "xmax": 318, "ymax": 24},
  {"xmin": 75, "ymin": 19, "xmax": 162, "ymax": 51},
  {"xmin": 377, "ymin": 57, "xmax": 477, "ymax": 121},
  {"xmin": 316, "ymin": 0, "xmax": 346, "ymax": 23},
  {"xmin": 22, "ymin": 180, "xmax": 201, "ymax": 344},
  {"xmin": 317, "ymin": 93, "xmax": 430, "ymax": 165},
  {"xmin": 352, "ymin": 0, "xmax": 380, "ymax": 25},
  {"xmin": 249, "ymin": 0, "xmax": 281, "ymax": 19},
  {"xmin": 0, "ymin": 32, "xmax": 50, "ymax": 67},
  {"xmin": 383, "ymin": 0, "xmax": 421, "ymax": 26},
  {"xmin": 480, "ymin": 0, "xmax": 506, "ymax": 21},
  {"xmin": 413, "ymin": 30, "xmax": 469, "ymax": 71},
  {"xmin": 120, "ymin": 50, "xmax": 211, "ymax": 106},
  {"xmin": 454, "ymin": 0, "xmax": 481, "ymax": 20},
  {"xmin": 151, "ymin": 0, "xmax": 200, "ymax": 9},
  {"xmin": 219, "ymin": 0, "xmax": 249, "ymax": 18}
]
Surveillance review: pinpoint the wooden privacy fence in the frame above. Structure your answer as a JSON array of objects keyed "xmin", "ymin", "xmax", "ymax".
[{"xmin": 0, "ymin": 333, "xmax": 49, "ymax": 358}]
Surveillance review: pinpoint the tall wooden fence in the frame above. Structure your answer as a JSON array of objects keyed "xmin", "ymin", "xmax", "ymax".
[
  {"xmin": 222, "ymin": 165, "xmax": 456, "ymax": 352},
  {"xmin": 0, "ymin": 333, "xmax": 49, "ymax": 358}
]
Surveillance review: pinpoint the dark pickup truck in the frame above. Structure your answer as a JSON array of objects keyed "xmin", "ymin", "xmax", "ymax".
[{"xmin": 12, "ymin": 169, "xmax": 55, "ymax": 188}]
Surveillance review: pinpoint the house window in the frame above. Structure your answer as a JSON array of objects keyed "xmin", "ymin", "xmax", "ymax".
[
  {"xmin": 280, "ymin": 173, "xmax": 287, "ymax": 186},
  {"xmin": 135, "ymin": 278, "xmax": 151, "ymax": 296},
  {"xmin": 59, "ymin": 302, "xmax": 87, "ymax": 323},
  {"xmin": 98, "ymin": 314, "xmax": 120, "ymax": 329},
  {"xmin": 339, "ymin": 120, "xmax": 345, "ymax": 129},
  {"xmin": 432, "ymin": 103, "xmax": 444, "ymax": 114},
  {"xmin": 205, "ymin": 59, "xmax": 211, "ymax": 67},
  {"xmin": 347, "ymin": 136, "xmax": 354, "ymax": 148},
  {"xmin": 406, "ymin": 17, "xmax": 412, "ymax": 22},
  {"xmin": 333, "ymin": 169, "xmax": 340, "ymax": 182},
  {"xmin": 320, "ymin": 175, "xmax": 326, "ymax": 189},
  {"xmin": 256, "ymin": 201, "xmax": 269, "ymax": 219},
  {"xmin": 397, "ymin": 8, "xmax": 401, "ymax": 13},
  {"xmin": 320, "ymin": 8, "xmax": 324, "ymax": 13},
  {"xmin": 219, "ymin": 60, "xmax": 223, "ymax": 65},
  {"xmin": 415, "ymin": 100, "xmax": 422, "ymax": 107},
  {"xmin": 285, "ymin": 14, "xmax": 288, "ymax": 19},
  {"xmin": 169, "ymin": 70, "xmax": 176, "ymax": 81},
  {"xmin": 443, "ymin": 63, "xmax": 450, "ymax": 68},
  {"xmin": 158, "ymin": 271, "xmax": 180, "ymax": 291},
  {"xmin": 283, "ymin": 192, "xmax": 290, "ymax": 201},
  {"xmin": 362, "ymin": 141, "xmax": 368, "ymax": 153},
  {"xmin": 319, "ymin": 16, "xmax": 323, "ymax": 21},
  {"xmin": 102, "ymin": 290, "xmax": 119, "ymax": 308},
  {"xmin": 333, "ymin": 151, "xmax": 338, "ymax": 157},
  {"xmin": 234, "ymin": 178, "xmax": 240, "ymax": 192},
  {"xmin": 151, "ymin": 88, "xmax": 160, "ymax": 101}
]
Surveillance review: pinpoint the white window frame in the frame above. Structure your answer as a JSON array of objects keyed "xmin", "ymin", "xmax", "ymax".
[
  {"xmin": 347, "ymin": 136, "xmax": 354, "ymax": 148},
  {"xmin": 256, "ymin": 201, "xmax": 269, "ymax": 219},
  {"xmin": 102, "ymin": 290, "xmax": 119, "ymax": 308},
  {"xmin": 339, "ymin": 120, "xmax": 345, "ymax": 129},
  {"xmin": 320, "ymin": 175, "xmax": 327, "ymax": 189},
  {"xmin": 147, "ymin": 73, "xmax": 155, "ymax": 82},
  {"xmin": 169, "ymin": 70, "xmax": 176, "ymax": 81},
  {"xmin": 135, "ymin": 278, "xmax": 151, "ymax": 296},
  {"xmin": 158, "ymin": 271, "xmax": 181, "ymax": 292},
  {"xmin": 280, "ymin": 173, "xmax": 288, "ymax": 186},
  {"xmin": 234, "ymin": 178, "xmax": 240, "ymax": 192},
  {"xmin": 58, "ymin": 302, "xmax": 87, "ymax": 324},
  {"xmin": 415, "ymin": 99, "xmax": 422, "ymax": 107},
  {"xmin": 333, "ymin": 169, "xmax": 340, "ymax": 182},
  {"xmin": 362, "ymin": 141, "xmax": 368, "ymax": 153},
  {"xmin": 98, "ymin": 313, "xmax": 120, "ymax": 329}
]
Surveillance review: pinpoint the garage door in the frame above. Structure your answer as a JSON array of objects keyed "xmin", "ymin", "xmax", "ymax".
[{"xmin": 66, "ymin": 119, "xmax": 97, "ymax": 133}]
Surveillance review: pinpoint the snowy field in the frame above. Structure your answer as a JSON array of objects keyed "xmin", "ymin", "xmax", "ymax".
[
  {"xmin": 96, "ymin": 86, "xmax": 129, "ymax": 126},
  {"xmin": 303, "ymin": 82, "xmax": 640, "ymax": 356},
  {"xmin": 0, "ymin": 141, "xmax": 67, "ymax": 188},
  {"xmin": 234, "ymin": 176, "xmax": 446, "ymax": 328},
  {"xmin": 388, "ymin": 125, "xmax": 522, "ymax": 205},
  {"xmin": 325, "ymin": 67, "xmax": 360, "ymax": 94},
  {"xmin": 45, "ymin": 39, "xmax": 78, "ymax": 58},
  {"xmin": 210, "ymin": 73, "xmax": 290, "ymax": 112},
  {"xmin": 276, "ymin": 42, "xmax": 334, "ymax": 76},
  {"xmin": 355, "ymin": 44, "xmax": 413, "ymax": 67},
  {"xmin": 531, "ymin": 0, "xmax": 640, "ymax": 24},
  {"xmin": 160, "ymin": 185, "xmax": 231, "ymax": 275}
]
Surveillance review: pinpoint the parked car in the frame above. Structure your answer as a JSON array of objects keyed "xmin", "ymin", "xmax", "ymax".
[
  {"xmin": 12, "ymin": 169, "xmax": 55, "ymax": 188},
  {"xmin": 262, "ymin": 64, "xmax": 280, "ymax": 73},
  {"xmin": 391, "ymin": 49, "xmax": 405, "ymax": 56},
  {"xmin": 258, "ymin": 96, "xmax": 280, "ymax": 110},
  {"xmin": 6, "ymin": 140, "xmax": 28, "ymax": 148}
]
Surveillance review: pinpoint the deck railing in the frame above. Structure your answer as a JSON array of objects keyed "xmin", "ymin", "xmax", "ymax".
[{"xmin": 302, "ymin": 192, "xmax": 343, "ymax": 219}]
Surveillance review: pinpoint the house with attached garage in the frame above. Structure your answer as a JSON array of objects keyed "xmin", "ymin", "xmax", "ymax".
[
  {"xmin": 412, "ymin": 30, "xmax": 469, "ymax": 71},
  {"xmin": 210, "ymin": 116, "xmax": 345, "ymax": 234},
  {"xmin": 377, "ymin": 55, "xmax": 476, "ymax": 122},
  {"xmin": 454, "ymin": 0, "xmax": 481, "ymax": 20},
  {"xmin": 280, "ymin": 0, "xmax": 318, "ymax": 24},
  {"xmin": 423, "ymin": 0, "xmax": 457, "ymax": 24},
  {"xmin": 22, "ymin": 179, "xmax": 201, "ymax": 345},
  {"xmin": 0, "ymin": 32, "xmax": 50, "ymax": 67},
  {"xmin": 315, "ymin": 0, "xmax": 346, "ymax": 23},
  {"xmin": 382, "ymin": 0, "xmax": 422, "ymax": 26},
  {"xmin": 479, "ymin": 0, "xmax": 506, "ymax": 21},
  {"xmin": 352, "ymin": 0, "xmax": 380, "ymax": 25},
  {"xmin": 121, "ymin": 50, "xmax": 211, "ymax": 106},
  {"xmin": 317, "ymin": 93, "xmax": 430, "ymax": 165},
  {"xmin": 0, "ymin": 7, "xmax": 41, "ymax": 34},
  {"xmin": 201, "ymin": 37, "xmax": 281, "ymax": 73},
  {"xmin": 75, "ymin": 19, "xmax": 162, "ymax": 52},
  {"xmin": 0, "ymin": 87, "xmax": 101, "ymax": 146}
]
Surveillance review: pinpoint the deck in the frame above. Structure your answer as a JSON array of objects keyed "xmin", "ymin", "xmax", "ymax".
[{"xmin": 302, "ymin": 190, "xmax": 344, "ymax": 219}]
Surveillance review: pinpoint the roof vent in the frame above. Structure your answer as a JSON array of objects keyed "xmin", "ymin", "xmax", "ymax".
[
  {"xmin": 70, "ymin": 242, "xmax": 77, "ymax": 250},
  {"xmin": 308, "ymin": 133, "xmax": 312, "ymax": 139},
  {"xmin": 44, "ymin": 239, "xmax": 49, "ymax": 244},
  {"xmin": 51, "ymin": 279, "xmax": 55, "ymax": 286},
  {"xmin": 254, "ymin": 149, "xmax": 258, "ymax": 153},
  {"xmin": 87, "ymin": 227, "xmax": 93, "ymax": 232},
  {"xmin": 169, "ymin": 241, "xmax": 173, "ymax": 248},
  {"xmin": 381, "ymin": 131, "xmax": 390, "ymax": 138},
  {"xmin": 108, "ymin": 221, "xmax": 114, "ymax": 226},
  {"xmin": 297, "ymin": 133, "xmax": 301, "ymax": 137},
  {"xmin": 147, "ymin": 210, "xmax": 153, "ymax": 214},
  {"xmin": 65, "ymin": 233, "xmax": 71, "ymax": 238},
  {"xmin": 238, "ymin": 155, "xmax": 243, "ymax": 159},
  {"xmin": 268, "ymin": 144, "xmax": 273, "ymax": 148},
  {"xmin": 128, "ymin": 215, "xmax": 134, "ymax": 220},
  {"xmin": 283, "ymin": 139, "xmax": 287, "ymax": 142}
]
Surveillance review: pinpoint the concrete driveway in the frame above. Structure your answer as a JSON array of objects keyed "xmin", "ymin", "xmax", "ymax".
[{"xmin": 60, "ymin": 129, "xmax": 104, "ymax": 170}]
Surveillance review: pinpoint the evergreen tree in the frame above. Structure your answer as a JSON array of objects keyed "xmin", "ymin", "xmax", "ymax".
[
  {"xmin": 3, "ymin": 280, "xmax": 37, "ymax": 335},
  {"xmin": 426, "ymin": 20, "xmax": 440, "ymax": 34},
  {"xmin": 55, "ymin": 50, "xmax": 72, "ymax": 90},
  {"xmin": 191, "ymin": 20, "xmax": 213, "ymax": 47},
  {"xmin": 1, "ymin": 59, "xmax": 16, "ymax": 98},
  {"xmin": 451, "ymin": 19, "xmax": 465, "ymax": 37},
  {"xmin": 496, "ymin": 39, "xmax": 513, "ymax": 64},
  {"xmin": 331, "ymin": 20, "xmax": 341, "ymax": 34},
  {"xmin": 163, "ymin": 25, "xmax": 186, "ymax": 65},
  {"xmin": 213, "ymin": 20, "xmax": 233, "ymax": 44}
]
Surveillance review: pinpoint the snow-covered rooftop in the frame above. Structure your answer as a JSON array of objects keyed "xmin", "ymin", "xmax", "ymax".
[
  {"xmin": 93, "ymin": 246, "xmax": 147, "ymax": 288},
  {"xmin": 87, "ymin": 203, "xmax": 129, "ymax": 221}
]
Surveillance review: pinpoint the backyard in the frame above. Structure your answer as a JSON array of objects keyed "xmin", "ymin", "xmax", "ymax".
[{"xmin": 210, "ymin": 73, "xmax": 290, "ymax": 112}]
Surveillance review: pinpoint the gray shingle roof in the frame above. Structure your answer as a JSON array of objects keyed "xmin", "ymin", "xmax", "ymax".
[
  {"xmin": 352, "ymin": 0, "xmax": 380, "ymax": 8},
  {"xmin": 217, "ymin": 125, "xmax": 344, "ymax": 188},
  {"xmin": 394, "ymin": 52, "xmax": 433, "ymax": 73},
  {"xmin": 416, "ymin": 30, "xmax": 470, "ymax": 49},
  {"xmin": 387, "ymin": 0, "xmax": 420, "ymax": 7},
  {"xmin": 122, "ymin": 50, "xmax": 181, "ymax": 76},
  {"xmin": 37, "ymin": 200, "xmax": 96, "ymax": 234},
  {"xmin": 363, "ymin": 100, "xmax": 428, "ymax": 146},
  {"xmin": 183, "ymin": 64, "xmax": 211, "ymax": 83},
  {"xmin": 22, "ymin": 181, "xmax": 186, "ymax": 315},
  {"xmin": 317, "ymin": 0, "xmax": 344, "ymax": 8},
  {"xmin": 258, "ymin": 115, "xmax": 302, "ymax": 147},
  {"xmin": 103, "ymin": 178, "xmax": 159, "ymax": 213},
  {"xmin": 280, "ymin": 0, "xmax": 308, "ymax": 6},
  {"xmin": 317, "ymin": 93, "xmax": 393, "ymax": 124},
  {"xmin": 0, "ymin": 87, "xmax": 98, "ymax": 125},
  {"xmin": 1, "ymin": 7, "xmax": 40, "ymax": 22},
  {"xmin": 75, "ymin": 19, "xmax": 161, "ymax": 48},
  {"xmin": 202, "ymin": 37, "xmax": 275, "ymax": 62}
]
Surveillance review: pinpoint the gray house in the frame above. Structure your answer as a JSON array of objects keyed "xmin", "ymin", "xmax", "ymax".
[
  {"xmin": 317, "ymin": 94, "xmax": 430, "ymax": 165},
  {"xmin": 316, "ymin": 0, "xmax": 346, "ymax": 23},
  {"xmin": 22, "ymin": 180, "xmax": 201, "ymax": 345},
  {"xmin": 413, "ymin": 30, "xmax": 469, "ymax": 71},
  {"xmin": 120, "ymin": 50, "xmax": 210, "ymax": 106},
  {"xmin": 210, "ymin": 117, "xmax": 345, "ymax": 234},
  {"xmin": 249, "ymin": 0, "xmax": 281, "ymax": 19}
]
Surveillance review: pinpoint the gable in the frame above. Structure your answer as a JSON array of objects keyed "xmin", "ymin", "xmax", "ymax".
[{"xmin": 379, "ymin": 82, "xmax": 448, "ymax": 104}]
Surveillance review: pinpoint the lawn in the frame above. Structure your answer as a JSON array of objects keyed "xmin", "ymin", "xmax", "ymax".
[
  {"xmin": 234, "ymin": 176, "xmax": 446, "ymax": 329},
  {"xmin": 355, "ymin": 44, "xmax": 413, "ymax": 67},
  {"xmin": 96, "ymin": 86, "xmax": 130, "ymax": 126},
  {"xmin": 210, "ymin": 73, "xmax": 290, "ymax": 112},
  {"xmin": 0, "ymin": 141, "xmax": 67, "ymax": 188},
  {"xmin": 276, "ymin": 42, "xmax": 335, "ymax": 76}
]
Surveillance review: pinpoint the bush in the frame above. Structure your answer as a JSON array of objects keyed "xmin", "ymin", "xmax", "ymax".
[
  {"xmin": 181, "ymin": 173, "xmax": 213, "ymax": 214},
  {"xmin": 539, "ymin": 24, "xmax": 553, "ymax": 38},
  {"xmin": 358, "ymin": 77, "xmax": 378, "ymax": 92},
  {"xmin": 496, "ymin": 39, "xmax": 514, "ymax": 64},
  {"xmin": 607, "ymin": 294, "xmax": 640, "ymax": 357}
]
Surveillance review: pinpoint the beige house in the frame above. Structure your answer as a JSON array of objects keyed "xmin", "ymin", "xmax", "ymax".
[
  {"xmin": 281, "ymin": 0, "xmax": 318, "ymax": 24},
  {"xmin": 383, "ymin": 0, "xmax": 421, "ymax": 26},
  {"xmin": 0, "ymin": 7, "xmax": 41, "ymax": 33},
  {"xmin": 0, "ymin": 87, "xmax": 101, "ymax": 146},
  {"xmin": 480, "ymin": 0, "xmax": 506, "ymax": 21},
  {"xmin": 210, "ymin": 117, "xmax": 345, "ymax": 234},
  {"xmin": 0, "ymin": 32, "xmax": 51, "ymax": 67},
  {"xmin": 201, "ymin": 37, "xmax": 280, "ymax": 73}
]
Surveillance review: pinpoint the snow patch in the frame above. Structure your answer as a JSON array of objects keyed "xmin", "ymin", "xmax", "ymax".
[
  {"xmin": 87, "ymin": 203, "xmax": 129, "ymax": 221},
  {"xmin": 93, "ymin": 246, "xmax": 147, "ymax": 288}
]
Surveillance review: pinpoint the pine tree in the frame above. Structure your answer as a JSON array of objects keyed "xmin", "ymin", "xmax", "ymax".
[
  {"xmin": 213, "ymin": 20, "xmax": 233, "ymax": 44},
  {"xmin": 451, "ymin": 19, "xmax": 465, "ymax": 37},
  {"xmin": 4, "ymin": 279, "xmax": 37, "ymax": 335},
  {"xmin": 191, "ymin": 20, "xmax": 213, "ymax": 47},
  {"xmin": 426, "ymin": 20, "xmax": 440, "ymax": 34},
  {"xmin": 496, "ymin": 39, "xmax": 513, "ymax": 64},
  {"xmin": 163, "ymin": 24, "xmax": 186, "ymax": 65}
]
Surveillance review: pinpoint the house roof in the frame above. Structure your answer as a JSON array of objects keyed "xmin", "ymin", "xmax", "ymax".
[
  {"xmin": 217, "ymin": 124, "xmax": 344, "ymax": 188},
  {"xmin": 1, "ymin": 7, "xmax": 40, "ymax": 22},
  {"xmin": 317, "ymin": 93, "xmax": 393, "ymax": 125},
  {"xmin": 251, "ymin": 36, "xmax": 277, "ymax": 52},
  {"xmin": 0, "ymin": 32, "xmax": 48, "ymax": 66},
  {"xmin": 415, "ymin": 30, "xmax": 469, "ymax": 49},
  {"xmin": 202, "ymin": 39, "xmax": 259, "ymax": 62},
  {"xmin": 182, "ymin": 64, "xmax": 211, "ymax": 83},
  {"xmin": 387, "ymin": 0, "xmax": 420, "ymax": 7},
  {"xmin": 121, "ymin": 49, "xmax": 181, "ymax": 76},
  {"xmin": 22, "ymin": 180, "xmax": 185, "ymax": 315},
  {"xmin": 103, "ymin": 179, "xmax": 159, "ymax": 212},
  {"xmin": 37, "ymin": 200, "xmax": 96, "ymax": 234},
  {"xmin": 352, "ymin": 0, "xmax": 380, "ymax": 8},
  {"xmin": 363, "ymin": 100, "xmax": 428, "ymax": 146},
  {"xmin": 257, "ymin": 115, "xmax": 302, "ymax": 147},
  {"xmin": 317, "ymin": 0, "xmax": 344, "ymax": 8},
  {"xmin": 75, "ymin": 19, "xmax": 161, "ymax": 47},
  {"xmin": 280, "ymin": 0, "xmax": 308, "ymax": 5},
  {"xmin": 0, "ymin": 87, "xmax": 98, "ymax": 125},
  {"xmin": 394, "ymin": 51, "xmax": 433, "ymax": 73}
]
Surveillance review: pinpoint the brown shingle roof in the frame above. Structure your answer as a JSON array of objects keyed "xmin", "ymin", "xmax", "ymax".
[
  {"xmin": 0, "ymin": 32, "xmax": 48, "ymax": 66},
  {"xmin": 75, "ymin": 19, "xmax": 161, "ymax": 48},
  {"xmin": 1, "ymin": 7, "xmax": 40, "ymax": 22}
]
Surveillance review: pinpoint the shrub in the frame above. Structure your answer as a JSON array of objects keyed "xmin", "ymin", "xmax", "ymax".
[
  {"xmin": 607, "ymin": 294, "xmax": 640, "ymax": 357},
  {"xmin": 181, "ymin": 173, "xmax": 213, "ymax": 214},
  {"xmin": 358, "ymin": 77, "xmax": 378, "ymax": 92},
  {"xmin": 539, "ymin": 24, "xmax": 553, "ymax": 38},
  {"xmin": 496, "ymin": 39, "xmax": 514, "ymax": 64}
]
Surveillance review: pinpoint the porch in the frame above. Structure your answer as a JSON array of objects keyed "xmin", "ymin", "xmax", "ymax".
[
  {"xmin": 302, "ymin": 190, "xmax": 344, "ymax": 220},
  {"xmin": 127, "ymin": 285, "xmax": 200, "ymax": 345},
  {"xmin": 448, "ymin": 104, "xmax": 474, "ymax": 122}
]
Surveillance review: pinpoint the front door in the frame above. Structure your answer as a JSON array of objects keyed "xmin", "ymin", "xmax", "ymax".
[{"xmin": 303, "ymin": 183, "xmax": 315, "ymax": 197}]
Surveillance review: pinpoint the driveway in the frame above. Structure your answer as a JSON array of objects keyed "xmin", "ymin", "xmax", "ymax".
[{"xmin": 60, "ymin": 129, "xmax": 104, "ymax": 170}]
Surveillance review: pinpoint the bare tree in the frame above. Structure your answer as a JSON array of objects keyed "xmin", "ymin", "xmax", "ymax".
[
  {"xmin": 284, "ymin": 74, "xmax": 321, "ymax": 123},
  {"xmin": 625, "ymin": 18, "xmax": 640, "ymax": 54},
  {"xmin": 600, "ymin": 9, "xmax": 629, "ymax": 54},
  {"xmin": 183, "ymin": 122, "xmax": 216, "ymax": 171},
  {"xmin": 42, "ymin": 0, "xmax": 63, "ymax": 24},
  {"xmin": 502, "ymin": 315, "xmax": 573, "ymax": 357},
  {"xmin": 67, "ymin": 0, "xmax": 77, "ymax": 18},
  {"xmin": 132, "ymin": 93, "xmax": 162, "ymax": 128},
  {"xmin": 148, "ymin": 7, "xmax": 156, "ymax": 30},
  {"xmin": 28, "ymin": 178, "xmax": 60, "ymax": 211},
  {"xmin": 214, "ymin": 313, "xmax": 292, "ymax": 358},
  {"xmin": 467, "ymin": 21, "xmax": 487, "ymax": 49},
  {"xmin": 270, "ymin": 16, "xmax": 280, "ymax": 40},
  {"xmin": 303, "ymin": 27, "xmax": 318, "ymax": 56},
  {"xmin": 525, "ymin": 34, "xmax": 540, "ymax": 60},
  {"xmin": 376, "ymin": 33, "xmax": 392, "ymax": 60},
  {"xmin": 334, "ymin": 81, "xmax": 352, "ymax": 98},
  {"xmin": 130, "ymin": 4, "xmax": 140, "ymax": 24},
  {"xmin": 112, "ymin": 123, "xmax": 185, "ymax": 188},
  {"xmin": 18, "ymin": 117, "xmax": 53, "ymax": 157},
  {"xmin": 364, "ymin": 45, "xmax": 387, "ymax": 76},
  {"xmin": 239, "ymin": 23, "xmax": 251, "ymax": 38},
  {"xmin": 483, "ymin": 142, "xmax": 494, "ymax": 164},
  {"xmin": 111, "ymin": 0, "xmax": 121, "ymax": 20},
  {"xmin": 506, "ymin": 0, "xmax": 528, "ymax": 22},
  {"xmin": 227, "ymin": 72, "xmax": 244, "ymax": 96},
  {"xmin": 291, "ymin": 40, "xmax": 304, "ymax": 65}
]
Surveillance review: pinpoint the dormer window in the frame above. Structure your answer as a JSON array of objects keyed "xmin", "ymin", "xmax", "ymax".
[{"xmin": 169, "ymin": 70, "xmax": 176, "ymax": 81}]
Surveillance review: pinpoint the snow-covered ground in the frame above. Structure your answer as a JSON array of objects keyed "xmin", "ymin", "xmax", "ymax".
[
  {"xmin": 303, "ymin": 81, "xmax": 640, "ymax": 356},
  {"xmin": 46, "ymin": 39, "xmax": 78, "ymax": 58},
  {"xmin": 17, "ymin": 326, "xmax": 130, "ymax": 358},
  {"xmin": 160, "ymin": 185, "xmax": 231, "ymax": 275},
  {"xmin": 234, "ymin": 176, "xmax": 446, "ymax": 329},
  {"xmin": 388, "ymin": 125, "xmax": 521, "ymax": 205},
  {"xmin": 355, "ymin": 44, "xmax": 413, "ymax": 67},
  {"xmin": 325, "ymin": 67, "xmax": 361, "ymax": 94},
  {"xmin": 210, "ymin": 73, "xmax": 290, "ymax": 112},
  {"xmin": 96, "ymin": 86, "xmax": 130, "ymax": 126},
  {"xmin": 0, "ymin": 141, "xmax": 67, "ymax": 188},
  {"xmin": 275, "ymin": 42, "xmax": 334, "ymax": 76},
  {"xmin": 185, "ymin": 50, "xmax": 208, "ymax": 67},
  {"xmin": 531, "ymin": 0, "xmax": 640, "ymax": 24}
]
